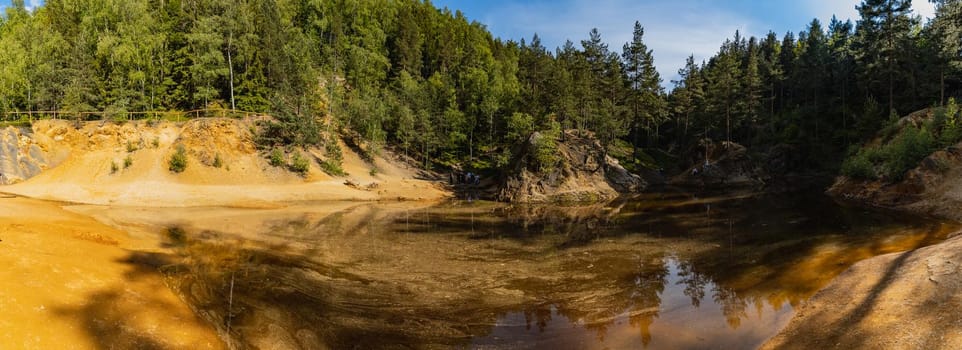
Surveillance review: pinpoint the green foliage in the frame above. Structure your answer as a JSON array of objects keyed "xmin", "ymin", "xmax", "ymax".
[
  {"xmin": 320, "ymin": 159, "xmax": 347, "ymax": 176},
  {"xmin": 530, "ymin": 119, "xmax": 562, "ymax": 173},
  {"xmin": 940, "ymin": 98, "xmax": 962, "ymax": 146},
  {"xmin": 288, "ymin": 151, "xmax": 310, "ymax": 175},
  {"xmin": 322, "ymin": 135, "xmax": 345, "ymax": 175},
  {"xmin": 169, "ymin": 145, "xmax": 188, "ymax": 173},
  {"xmin": 269, "ymin": 148, "xmax": 284, "ymax": 167},
  {"xmin": 0, "ymin": 0, "xmax": 957, "ymax": 179},
  {"xmin": 842, "ymin": 125, "xmax": 937, "ymax": 181},
  {"xmin": 126, "ymin": 140, "xmax": 138, "ymax": 153},
  {"xmin": 110, "ymin": 161, "xmax": 119, "ymax": 174},
  {"xmin": 841, "ymin": 150, "xmax": 877, "ymax": 179},
  {"xmin": 880, "ymin": 126, "xmax": 935, "ymax": 180},
  {"xmin": 213, "ymin": 154, "xmax": 223, "ymax": 168},
  {"xmin": 123, "ymin": 155, "xmax": 133, "ymax": 169},
  {"xmin": 506, "ymin": 112, "xmax": 535, "ymax": 143}
]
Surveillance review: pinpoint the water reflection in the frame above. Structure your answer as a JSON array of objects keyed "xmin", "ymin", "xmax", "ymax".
[{"xmin": 76, "ymin": 189, "xmax": 958, "ymax": 349}]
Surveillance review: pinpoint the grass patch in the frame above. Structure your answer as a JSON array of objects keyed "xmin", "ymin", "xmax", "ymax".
[{"xmin": 123, "ymin": 155, "xmax": 133, "ymax": 169}]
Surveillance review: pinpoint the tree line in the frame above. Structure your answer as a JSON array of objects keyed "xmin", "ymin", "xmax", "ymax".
[{"xmin": 1, "ymin": 0, "xmax": 961, "ymax": 173}]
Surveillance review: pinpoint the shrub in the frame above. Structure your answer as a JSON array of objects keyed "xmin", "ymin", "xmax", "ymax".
[
  {"xmin": 289, "ymin": 151, "xmax": 310, "ymax": 174},
  {"xmin": 169, "ymin": 145, "xmax": 188, "ymax": 173},
  {"xmin": 123, "ymin": 155, "xmax": 133, "ymax": 169},
  {"xmin": 881, "ymin": 126, "xmax": 935, "ymax": 180},
  {"xmin": 152, "ymin": 137, "xmax": 160, "ymax": 148},
  {"xmin": 530, "ymin": 119, "xmax": 561, "ymax": 173},
  {"xmin": 319, "ymin": 135, "xmax": 346, "ymax": 176},
  {"xmin": 841, "ymin": 125, "xmax": 937, "ymax": 181},
  {"xmin": 841, "ymin": 151, "xmax": 876, "ymax": 179},
  {"xmin": 940, "ymin": 97, "xmax": 962, "ymax": 146},
  {"xmin": 110, "ymin": 161, "xmax": 119, "ymax": 174},
  {"xmin": 126, "ymin": 140, "xmax": 138, "ymax": 153},
  {"xmin": 369, "ymin": 167, "xmax": 378, "ymax": 176},
  {"xmin": 213, "ymin": 154, "xmax": 223, "ymax": 168},
  {"xmin": 269, "ymin": 148, "xmax": 285, "ymax": 167}
]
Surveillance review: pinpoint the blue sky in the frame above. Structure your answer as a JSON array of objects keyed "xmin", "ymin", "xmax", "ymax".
[
  {"xmin": 2, "ymin": 0, "xmax": 937, "ymax": 85},
  {"xmin": 433, "ymin": 0, "xmax": 936, "ymax": 85}
]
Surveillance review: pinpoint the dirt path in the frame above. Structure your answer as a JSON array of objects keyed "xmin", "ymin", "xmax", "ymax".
[
  {"xmin": 762, "ymin": 231, "xmax": 962, "ymax": 349},
  {"xmin": 0, "ymin": 196, "xmax": 224, "ymax": 349}
]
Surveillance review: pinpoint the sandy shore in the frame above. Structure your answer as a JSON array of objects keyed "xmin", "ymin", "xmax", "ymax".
[
  {"xmin": 762, "ymin": 231, "xmax": 962, "ymax": 349},
  {"xmin": 0, "ymin": 196, "xmax": 224, "ymax": 349}
]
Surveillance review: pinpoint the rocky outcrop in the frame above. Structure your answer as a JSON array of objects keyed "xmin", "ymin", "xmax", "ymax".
[
  {"xmin": 670, "ymin": 140, "xmax": 764, "ymax": 187},
  {"xmin": 496, "ymin": 130, "xmax": 644, "ymax": 203},
  {"xmin": 828, "ymin": 142, "xmax": 962, "ymax": 218},
  {"xmin": 0, "ymin": 126, "xmax": 66, "ymax": 184},
  {"xmin": 827, "ymin": 108, "xmax": 962, "ymax": 220}
]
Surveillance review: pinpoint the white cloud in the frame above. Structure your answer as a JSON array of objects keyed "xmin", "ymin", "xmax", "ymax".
[{"xmin": 479, "ymin": 0, "xmax": 759, "ymax": 88}]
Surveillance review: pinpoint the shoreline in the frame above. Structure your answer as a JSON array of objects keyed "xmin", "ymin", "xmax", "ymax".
[{"xmin": 762, "ymin": 190, "xmax": 962, "ymax": 349}]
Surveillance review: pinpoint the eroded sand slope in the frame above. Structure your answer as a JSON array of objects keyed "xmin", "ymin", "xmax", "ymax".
[{"xmin": 0, "ymin": 118, "xmax": 447, "ymax": 206}]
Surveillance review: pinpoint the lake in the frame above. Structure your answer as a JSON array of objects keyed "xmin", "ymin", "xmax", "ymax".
[{"xmin": 68, "ymin": 188, "xmax": 958, "ymax": 349}]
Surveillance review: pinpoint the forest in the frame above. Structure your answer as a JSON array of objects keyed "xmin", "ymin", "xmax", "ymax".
[{"xmin": 1, "ymin": 0, "xmax": 961, "ymax": 176}]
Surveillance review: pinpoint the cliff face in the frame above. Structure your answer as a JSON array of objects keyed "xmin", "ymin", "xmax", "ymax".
[{"xmin": 496, "ymin": 130, "xmax": 645, "ymax": 203}]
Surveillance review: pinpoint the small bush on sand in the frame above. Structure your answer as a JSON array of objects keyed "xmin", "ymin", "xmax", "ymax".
[
  {"xmin": 213, "ymin": 154, "xmax": 223, "ymax": 168},
  {"xmin": 289, "ymin": 152, "xmax": 310, "ymax": 175},
  {"xmin": 110, "ymin": 161, "xmax": 119, "ymax": 174},
  {"xmin": 123, "ymin": 155, "xmax": 133, "ymax": 169},
  {"xmin": 269, "ymin": 148, "xmax": 285, "ymax": 167},
  {"xmin": 169, "ymin": 145, "xmax": 188, "ymax": 173}
]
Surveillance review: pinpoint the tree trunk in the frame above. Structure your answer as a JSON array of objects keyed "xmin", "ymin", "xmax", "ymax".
[
  {"xmin": 941, "ymin": 67, "xmax": 946, "ymax": 106},
  {"xmin": 228, "ymin": 32, "xmax": 236, "ymax": 111}
]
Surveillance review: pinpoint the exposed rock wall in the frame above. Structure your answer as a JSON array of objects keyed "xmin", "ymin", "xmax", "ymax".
[
  {"xmin": 497, "ymin": 130, "xmax": 645, "ymax": 203},
  {"xmin": 0, "ymin": 126, "xmax": 61, "ymax": 184}
]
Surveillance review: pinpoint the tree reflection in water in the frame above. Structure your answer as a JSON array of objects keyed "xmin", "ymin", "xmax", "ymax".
[{"xmin": 93, "ymin": 188, "xmax": 957, "ymax": 349}]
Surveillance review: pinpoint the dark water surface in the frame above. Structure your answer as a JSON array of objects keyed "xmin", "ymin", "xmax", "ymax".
[{"xmin": 84, "ymin": 189, "xmax": 958, "ymax": 349}]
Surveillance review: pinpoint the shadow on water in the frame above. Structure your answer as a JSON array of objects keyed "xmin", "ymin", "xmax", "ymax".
[{"xmin": 86, "ymin": 188, "xmax": 958, "ymax": 349}]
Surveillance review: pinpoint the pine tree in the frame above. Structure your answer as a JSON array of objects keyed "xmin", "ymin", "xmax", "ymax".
[
  {"xmin": 855, "ymin": 0, "xmax": 916, "ymax": 114},
  {"xmin": 930, "ymin": 0, "xmax": 962, "ymax": 105},
  {"xmin": 622, "ymin": 21, "xmax": 666, "ymax": 154},
  {"xmin": 672, "ymin": 55, "xmax": 705, "ymax": 138},
  {"xmin": 707, "ymin": 39, "xmax": 742, "ymax": 144}
]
